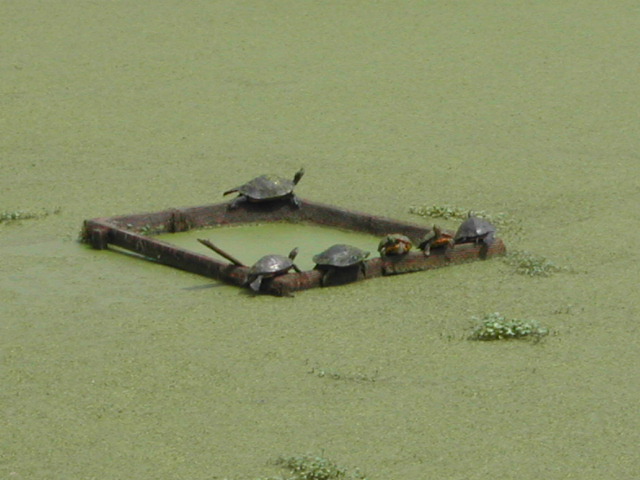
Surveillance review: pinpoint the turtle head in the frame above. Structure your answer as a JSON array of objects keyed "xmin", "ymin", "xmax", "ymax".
[
  {"xmin": 293, "ymin": 168, "xmax": 305, "ymax": 185},
  {"xmin": 288, "ymin": 247, "xmax": 299, "ymax": 260}
]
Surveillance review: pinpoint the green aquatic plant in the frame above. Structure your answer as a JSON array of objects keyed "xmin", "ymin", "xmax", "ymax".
[
  {"xmin": 272, "ymin": 454, "xmax": 368, "ymax": 480},
  {"xmin": 409, "ymin": 205, "xmax": 577, "ymax": 276},
  {"xmin": 139, "ymin": 223, "xmax": 157, "ymax": 236},
  {"xmin": 0, "ymin": 207, "xmax": 61, "ymax": 224},
  {"xmin": 469, "ymin": 312, "xmax": 549, "ymax": 341},
  {"xmin": 307, "ymin": 366, "xmax": 379, "ymax": 383},
  {"xmin": 408, "ymin": 204, "xmax": 524, "ymax": 238},
  {"xmin": 250, "ymin": 454, "xmax": 368, "ymax": 480},
  {"xmin": 502, "ymin": 249, "xmax": 569, "ymax": 277},
  {"xmin": 408, "ymin": 204, "xmax": 470, "ymax": 221},
  {"xmin": 552, "ymin": 304, "xmax": 582, "ymax": 315}
]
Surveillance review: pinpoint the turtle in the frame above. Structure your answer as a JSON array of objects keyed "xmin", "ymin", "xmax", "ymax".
[
  {"xmin": 418, "ymin": 225, "xmax": 455, "ymax": 257},
  {"xmin": 247, "ymin": 247, "xmax": 301, "ymax": 292},
  {"xmin": 454, "ymin": 213, "xmax": 496, "ymax": 247},
  {"xmin": 313, "ymin": 244, "xmax": 370, "ymax": 286},
  {"xmin": 313, "ymin": 244, "xmax": 370, "ymax": 268},
  {"xmin": 377, "ymin": 234, "xmax": 413, "ymax": 257},
  {"xmin": 223, "ymin": 168, "xmax": 305, "ymax": 209}
]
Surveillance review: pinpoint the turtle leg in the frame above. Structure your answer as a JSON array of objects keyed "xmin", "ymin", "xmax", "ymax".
[
  {"xmin": 421, "ymin": 240, "xmax": 432, "ymax": 257},
  {"xmin": 321, "ymin": 269, "xmax": 331, "ymax": 287},
  {"xmin": 360, "ymin": 261, "xmax": 367, "ymax": 278},
  {"xmin": 249, "ymin": 275, "xmax": 263, "ymax": 292},
  {"xmin": 292, "ymin": 264, "xmax": 302, "ymax": 273},
  {"xmin": 290, "ymin": 194, "xmax": 301, "ymax": 209},
  {"xmin": 483, "ymin": 231, "xmax": 496, "ymax": 247},
  {"xmin": 479, "ymin": 233, "xmax": 495, "ymax": 260},
  {"xmin": 443, "ymin": 238, "xmax": 454, "ymax": 261},
  {"xmin": 227, "ymin": 196, "xmax": 246, "ymax": 210}
]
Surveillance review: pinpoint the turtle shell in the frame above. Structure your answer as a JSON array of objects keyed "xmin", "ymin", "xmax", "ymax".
[
  {"xmin": 418, "ymin": 226, "xmax": 454, "ymax": 249},
  {"xmin": 237, "ymin": 174, "xmax": 296, "ymax": 200},
  {"xmin": 226, "ymin": 168, "xmax": 304, "ymax": 201},
  {"xmin": 247, "ymin": 248, "xmax": 299, "ymax": 292},
  {"xmin": 249, "ymin": 254, "xmax": 294, "ymax": 276},
  {"xmin": 454, "ymin": 216, "xmax": 496, "ymax": 243},
  {"xmin": 313, "ymin": 244, "xmax": 370, "ymax": 268},
  {"xmin": 377, "ymin": 234, "xmax": 413, "ymax": 255}
]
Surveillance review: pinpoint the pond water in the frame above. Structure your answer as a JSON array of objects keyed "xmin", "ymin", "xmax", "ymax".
[
  {"xmin": 2, "ymin": 2, "xmax": 639, "ymax": 479},
  {"xmin": 157, "ymin": 222, "xmax": 380, "ymax": 271}
]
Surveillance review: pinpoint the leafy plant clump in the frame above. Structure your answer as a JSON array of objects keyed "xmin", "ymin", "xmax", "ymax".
[
  {"xmin": 410, "ymin": 205, "xmax": 571, "ymax": 277},
  {"xmin": 268, "ymin": 454, "xmax": 368, "ymax": 480},
  {"xmin": 0, "ymin": 207, "xmax": 61, "ymax": 225},
  {"xmin": 469, "ymin": 312, "xmax": 549, "ymax": 341},
  {"xmin": 408, "ymin": 204, "xmax": 523, "ymax": 238},
  {"xmin": 408, "ymin": 204, "xmax": 470, "ymax": 221},
  {"xmin": 502, "ymin": 249, "xmax": 569, "ymax": 277}
]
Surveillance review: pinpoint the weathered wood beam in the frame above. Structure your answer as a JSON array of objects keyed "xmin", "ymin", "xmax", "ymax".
[{"xmin": 81, "ymin": 198, "xmax": 506, "ymax": 296}]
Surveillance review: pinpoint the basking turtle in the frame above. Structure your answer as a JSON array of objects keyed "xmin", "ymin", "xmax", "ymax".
[
  {"xmin": 313, "ymin": 244, "xmax": 370, "ymax": 268},
  {"xmin": 313, "ymin": 244, "xmax": 370, "ymax": 286},
  {"xmin": 377, "ymin": 234, "xmax": 413, "ymax": 257},
  {"xmin": 454, "ymin": 213, "xmax": 496, "ymax": 247},
  {"xmin": 223, "ymin": 168, "xmax": 305, "ymax": 209},
  {"xmin": 418, "ymin": 225, "xmax": 455, "ymax": 257},
  {"xmin": 247, "ymin": 247, "xmax": 301, "ymax": 292}
]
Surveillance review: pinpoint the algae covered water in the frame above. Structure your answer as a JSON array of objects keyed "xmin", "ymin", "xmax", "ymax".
[
  {"xmin": 2, "ymin": 1, "xmax": 640, "ymax": 479},
  {"xmin": 157, "ymin": 222, "xmax": 380, "ymax": 271}
]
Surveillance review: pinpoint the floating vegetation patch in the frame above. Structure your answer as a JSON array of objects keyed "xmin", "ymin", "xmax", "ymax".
[
  {"xmin": 552, "ymin": 304, "xmax": 583, "ymax": 315},
  {"xmin": 410, "ymin": 205, "xmax": 574, "ymax": 278},
  {"xmin": 259, "ymin": 454, "xmax": 368, "ymax": 480},
  {"xmin": 307, "ymin": 366, "xmax": 379, "ymax": 383},
  {"xmin": 139, "ymin": 223, "xmax": 162, "ymax": 236},
  {"xmin": 469, "ymin": 312, "xmax": 549, "ymax": 341},
  {"xmin": 502, "ymin": 249, "xmax": 570, "ymax": 277},
  {"xmin": 1, "ymin": 207, "xmax": 61, "ymax": 225},
  {"xmin": 408, "ymin": 204, "xmax": 524, "ymax": 238},
  {"xmin": 408, "ymin": 204, "xmax": 471, "ymax": 221}
]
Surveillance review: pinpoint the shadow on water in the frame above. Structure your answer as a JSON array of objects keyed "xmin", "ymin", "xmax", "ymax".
[{"xmin": 181, "ymin": 282, "xmax": 226, "ymax": 291}]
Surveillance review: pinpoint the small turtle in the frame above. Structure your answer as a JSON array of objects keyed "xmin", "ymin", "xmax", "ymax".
[
  {"xmin": 378, "ymin": 234, "xmax": 413, "ymax": 257},
  {"xmin": 247, "ymin": 247, "xmax": 301, "ymax": 292},
  {"xmin": 418, "ymin": 225, "xmax": 455, "ymax": 257},
  {"xmin": 454, "ymin": 213, "xmax": 496, "ymax": 247},
  {"xmin": 313, "ymin": 244, "xmax": 370, "ymax": 286},
  {"xmin": 223, "ymin": 168, "xmax": 305, "ymax": 209}
]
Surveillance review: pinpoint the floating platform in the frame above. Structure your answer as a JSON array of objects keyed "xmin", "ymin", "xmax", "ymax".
[{"xmin": 82, "ymin": 199, "xmax": 506, "ymax": 296}]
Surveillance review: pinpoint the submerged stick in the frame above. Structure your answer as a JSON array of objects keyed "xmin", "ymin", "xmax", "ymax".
[{"xmin": 197, "ymin": 238, "xmax": 246, "ymax": 266}]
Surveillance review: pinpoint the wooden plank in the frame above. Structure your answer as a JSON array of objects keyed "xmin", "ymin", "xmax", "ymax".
[{"xmin": 81, "ymin": 199, "xmax": 506, "ymax": 296}]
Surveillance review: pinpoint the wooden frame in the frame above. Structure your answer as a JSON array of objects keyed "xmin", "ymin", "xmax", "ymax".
[{"xmin": 82, "ymin": 199, "xmax": 506, "ymax": 296}]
